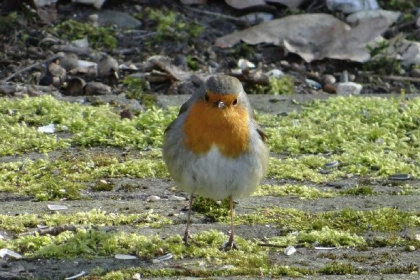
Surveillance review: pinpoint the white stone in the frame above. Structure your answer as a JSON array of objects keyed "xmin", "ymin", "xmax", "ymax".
[
  {"xmin": 284, "ymin": 246, "xmax": 297, "ymax": 256},
  {"xmin": 336, "ymin": 82, "xmax": 363, "ymax": 95}
]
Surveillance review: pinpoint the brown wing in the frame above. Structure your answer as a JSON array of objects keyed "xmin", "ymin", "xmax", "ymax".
[
  {"xmin": 250, "ymin": 109, "xmax": 268, "ymax": 143},
  {"xmin": 256, "ymin": 126, "xmax": 268, "ymax": 143}
]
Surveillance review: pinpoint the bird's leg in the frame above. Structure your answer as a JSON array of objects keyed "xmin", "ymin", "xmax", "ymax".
[
  {"xmin": 183, "ymin": 194, "xmax": 194, "ymax": 245},
  {"xmin": 223, "ymin": 196, "xmax": 238, "ymax": 250}
]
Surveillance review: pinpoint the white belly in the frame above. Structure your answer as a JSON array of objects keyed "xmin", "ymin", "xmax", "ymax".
[{"xmin": 179, "ymin": 146, "xmax": 264, "ymax": 200}]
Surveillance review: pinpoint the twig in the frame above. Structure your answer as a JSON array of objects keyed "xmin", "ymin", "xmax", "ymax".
[
  {"xmin": 359, "ymin": 73, "xmax": 420, "ymax": 83},
  {"xmin": 381, "ymin": 75, "xmax": 420, "ymax": 83},
  {"xmin": 183, "ymin": 5, "xmax": 244, "ymax": 22},
  {"xmin": 1, "ymin": 54, "xmax": 60, "ymax": 83}
]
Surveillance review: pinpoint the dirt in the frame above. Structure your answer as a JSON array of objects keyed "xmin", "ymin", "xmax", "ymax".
[
  {"xmin": 0, "ymin": 94, "xmax": 420, "ymax": 279},
  {"xmin": 2, "ymin": 1, "xmax": 420, "ymax": 279}
]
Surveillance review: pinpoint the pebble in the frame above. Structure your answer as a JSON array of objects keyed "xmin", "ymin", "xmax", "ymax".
[
  {"xmin": 147, "ymin": 195, "xmax": 161, "ymax": 202},
  {"xmin": 0, "ymin": 249, "xmax": 23, "ymax": 259},
  {"xmin": 84, "ymin": 82, "xmax": 112, "ymax": 95},
  {"xmin": 305, "ymin": 79, "xmax": 322, "ymax": 90},
  {"xmin": 388, "ymin": 173, "xmax": 411, "ymax": 181},
  {"xmin": 132, "ymin": 273, "xmax": 142, "ymax": 280},
  {"xmin": 322, "ymin": 74, "xmax": 336, "ymax": 85},
  {"xmin": 240, "ymin": 12, "xmax": 273, "ymax": 24},
  {"xmin": 47, "ymin": 204, "xmax": 68, "ymax": 211},
  {"xmin": 326, "ymin": 181, "xmax": 350, "ymax": 189},
  {"xmin": 336, "ymin": 82, "xmax": 363, "ymax": 95},
  {"xmin": 115, "ymin": 254, "xmax": 137, "ymax": 260},
  {"xmin": 65, "ymin": 77, "xmax": 86, "ymax": 96},
  {"xmin": 284, "ymin": 246, "xmax": 297, "ymax": 256},
  {"xmin": 266, "ymin": 69, "xmax": 284, "ymax": 78},
  {"xmin": 38, "ymin": 124, "xmax": 56, "ymax": 134},
  {"xmin": 408, "ymin": 245, "xmax": 416, "ymax": 252},
  {"xmin": 238, "ymin": 58, "xmax": 255, "ymax": 70},
  {"xmin": 323, "ymin": 83, "xmax": 337, "ymax": 93},
  {"xmin": 168, "ymin": 195, "xmax": 186, "ymax": 201},
  {"xmin": 325, "ymin": 161, "xmax": 339, "ymax": 169},
  {"xmin": 326, "ymin": 0, "xmax": 379, "ymax": 14},
  {"xmin": 410, "ymin": 68, "xmax": 420, "ymax": 78}
]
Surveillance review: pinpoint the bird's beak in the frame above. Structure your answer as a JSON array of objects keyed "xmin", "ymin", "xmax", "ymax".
[{"xmin": 215, "ymin": 100, "xmax": 225, "ymax": 109}]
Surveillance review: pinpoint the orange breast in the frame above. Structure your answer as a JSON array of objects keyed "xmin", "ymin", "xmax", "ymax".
[{"xmin": 182, "ymin": 100, "xmax": 250, "ymax": 158}]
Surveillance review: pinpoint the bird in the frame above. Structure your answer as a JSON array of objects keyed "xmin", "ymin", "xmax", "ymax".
[{"xmin": 163, "ymin": 74, "xmax": 269, "ymax": 249}]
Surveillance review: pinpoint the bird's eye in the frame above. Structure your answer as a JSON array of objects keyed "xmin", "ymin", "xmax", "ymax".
[
  {"xmin": 232, "ymin": 98, "xmax": 238, "ymax": 106},
  {"xmin": 204, "ymin": 94, "xmax": 209, "ymax": 102}
]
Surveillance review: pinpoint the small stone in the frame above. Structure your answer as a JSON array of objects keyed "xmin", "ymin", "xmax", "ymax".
[
  {"xmin": 388, "ymin": 173, "xmax": 411, "ymax": 181},
  {"xmin": 154, "ymin": 248, "xmax": 164, "ymax": 256},
  {"xmin": 408, "ymin": 245, "xmax": 416, "ymax": 251},
  {"xmin": 323, "ymin": 83, "xmax": 336, "ymax": 93},
  {"xmin": 147, "ymin": 195, "xmax": 160, "ymax": 202},
  {"xmin": 0, "ymin": 249, "xmax": 23, "ymax": 259},
  {"xmin": 238, "ymin": 58, "xmax": 255, "ymax": 70},
  {"xmin": 325, "ymin": 161, "xmax": 339, "ymax": 169},
  {"xmin": 410, "ymin": 68, "xmax": 420, "ymax": 78},
  {"xmin": 284, "ymin": 246, "xmax": 297, "ymax": 256},
  {"xmin": 326, "ymin": 181, "xmax": 349, "ymax": 189},
  {"xmin": 115, "ymin": 254, "xmax": 137, "ymax": 260},
  {"xmin": 322, "ymin": 74, "xmax": 336, "ymax": 85},
  {"xmin": 38, "ymin": 124, "xmax": 55, "ymax": 134},
  {"xmin": 47, "ymin": 204, "xmax": 68, "ymax": 211},
  {"xmin": 132, "ymin": 273, "xmax": 142, "ymax": 280},
  {"xmin": 326, "ymin": 0, "xmax": 379, "ymax": 14},
  {"xmin": 305, "ymin": 79, "xmax": 322, "ymax": 90},
  {"xmin": 168, "ymin": 195, "xmax": 186, "ymax": 201},
  {"xmin": 336, "ymin": 82, "xmax": 363, "ymax": 95},
  {"xmin": 239, "ymin": 12, "xmax": 273, "ymax": 24},
  {"xmin": 84, "ymin": 82, "xmax": 112, "ymax": 95},
  {"xmin": 266, "ymin": 69, "xmax": 284, "ymax": 78}
]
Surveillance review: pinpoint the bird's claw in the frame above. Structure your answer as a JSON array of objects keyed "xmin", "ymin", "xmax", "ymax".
[
  {"xmin": 183, "ymin": 231, "xmax": 191, "ymax": 246},
  {"xmin": 222, "ymin": 240, "xmax": 238, "ymax": 251}
]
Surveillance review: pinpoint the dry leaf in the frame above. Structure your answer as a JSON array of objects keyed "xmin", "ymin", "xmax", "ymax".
[
  {"xmin": 216, "ymin": 13, "xmax": 389, "ymax": 62},
  {"xmin": 225, "ymin": 0, "xmax": 266, "ymax": 9}
]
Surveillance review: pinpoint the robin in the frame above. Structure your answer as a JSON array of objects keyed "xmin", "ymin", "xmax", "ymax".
[{"xmin": 163, "ymin": 74, "xmax": 269, "ymax": 249}]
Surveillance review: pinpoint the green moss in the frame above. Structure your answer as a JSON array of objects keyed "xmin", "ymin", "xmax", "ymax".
[
  {"xmin": 236, "ymin": 207, "xmax": 420, "ymax": 237},
  {"xmin": 0, "ymin": 209, "xmax": 171, "ymax": 233},
  {"xmin": 0, "ymin": 12, "xmax": 19, "ymax": 37},
  {"xmin": 268, "ymin": 227, "xmax": 365, "ymax": 248},
  {"xmin": 320, "ymin": 261, "xmax": 364, "ymax": 275},
  {"xmin": 264, "ymin": 96, "xmax": 420, "ymax": 179},
  {"xmin": 254, "ymin": 184, "xmax": 336, "ymax": 199},
  {"xmin": 142, "ymin": 8, "xmax": 204, "ymax": 45},
  {"xmin": 340, "ymin": 186, "xmax": 375, "ymax": 196},
  {"xmin": 122, "ymin": 76, "xmax": 157, "ymax": 109},
  {"xmin": 378, "ymin": 0, "xmax": 415, "ymax": 11},
  {"xmin": 0, "ymin": 153, "xmax": 168, "ymax": 200},
  {"xmin": 269, "ymin": 156, "xmax": 343, "ymax": 183},
  {"xmin": 191, "ymin": 196, "xmax": 230, "ymax": 221},
  {"xmin": 0, "ymin": 95, "xmax": 176, "ymax": 155},
  {"xmin": 53, "ymin": 19, "xmax": 117, "ymax": 50}
]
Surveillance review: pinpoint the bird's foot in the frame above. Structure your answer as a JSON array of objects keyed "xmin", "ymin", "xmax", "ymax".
[
  {"xmin": 183, "ymin": 230, "xmax": 191, "ymax": 246},
  {"xmin": 222, "ymin": 239, "xmax": 238, "ymax": 251}
]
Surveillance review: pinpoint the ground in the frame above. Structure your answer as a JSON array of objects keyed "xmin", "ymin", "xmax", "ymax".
[{"xmin": 2, "ymin": 1, "xmax": 420, "ymax": 280}]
